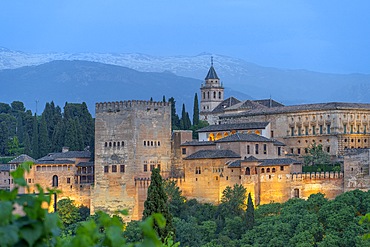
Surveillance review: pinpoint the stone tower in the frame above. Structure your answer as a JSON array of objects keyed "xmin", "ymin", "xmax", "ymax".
[
  {"xmin": 200, "ymin": 57, "xmax": 224, "ymax": 121},
  {"xmin": 92, "ymin": 100, "xmax": 171, "ymax": 220}
]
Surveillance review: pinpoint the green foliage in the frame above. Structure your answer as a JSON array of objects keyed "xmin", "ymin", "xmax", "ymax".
[
  {"xmin": 192, "ymin": 93, "xmax": 199, "ymax": 127},
  {"xmin": 57, "ymin": 199, "xmax": 81, "ymax": 226},
  {"xmin": 168, "ymin": 97, "xmax": 180, "ymax": 131},
  {"xmin": 0, "ymin": 162, "xmax": 61, "ymax": 246},
  {"xmin": 303, "ymin": 142, "xmax": 331, "ymax": 166},
  {"xmin": 219, "ymin": 184, "xmax": 247, "ymax": 218},
  {"xmin": 245, "ymin": 192, "xmax": 255, "ymax": 230},
  {"xmin": 180, "ymin": 104, "xmax": 191, "ymax": 130},
  {"xmin": 163, "ymin": 180, "xmax": 186, "ymax": 217},
  {"xmin": 303, "ymin": 163, "xmax": 341, "ymax": 173},
  {"xmin": 143, "ymin": 168, "xmax": 175, "ymax": 241},
  {"xmin": 1, "ymin": 163, "xmax": 179, "ymax": 247},
  {"xmin": 0, "ymin": 101, "xmax": 94, "ymax": 158}
]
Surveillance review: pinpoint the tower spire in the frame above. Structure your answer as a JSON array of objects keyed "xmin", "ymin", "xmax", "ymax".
[{"xmin": 211, "ymin": 56, "xmax": 214, "ymax": 67}]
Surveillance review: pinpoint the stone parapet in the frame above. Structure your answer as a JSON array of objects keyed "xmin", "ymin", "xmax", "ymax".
[
  {"xmin": 96, "ymin": 100, "xmax": 170, "ymax": 113},
  {"xmin": 290, "ymin": 171, "xmax": 343, "ymax": 181}
]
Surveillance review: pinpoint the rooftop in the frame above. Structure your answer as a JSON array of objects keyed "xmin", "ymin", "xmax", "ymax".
[
  {"xmin": 181, "ymin": 141, "xmax": 215, "ymax": 146},
  {"xmin": 185, "ymin": 150, "xmax": 241, "ymax": 160},
  {"xmin": 197, "ymin": 122, "xmax": 269, "ymax": 132},
  {"xmin": 205, "ymin": 66, "xmax": 219, "ymax": 80},
  {"xmin": 8, "ymin": 154, "xmax": 35, "ymax": 164},
  {"xmin": 215, "ymin": 133, "xmax": 273, "ymax": 143},
  {"xmin": 221, "ymin": 102, "xmax": 370, "ymax": 119},
  {"xmin": 38, "ymin": 150, "xmax": 91, "ymax": 162}
]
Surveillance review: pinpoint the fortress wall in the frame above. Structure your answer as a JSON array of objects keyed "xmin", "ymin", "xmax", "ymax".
[{"xmin": 92, "ymin": 100, "xmax": 171, "ymax": 221}]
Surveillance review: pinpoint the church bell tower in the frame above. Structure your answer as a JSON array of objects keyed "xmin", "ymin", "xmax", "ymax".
[{"xmin": 200, "ymin": 57, "xmax": 224, "ymax": 121}]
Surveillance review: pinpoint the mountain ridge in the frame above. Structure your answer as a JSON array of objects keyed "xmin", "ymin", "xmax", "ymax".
[{"xmin": 1, "ymin": 47, "xmax": 369, "ymax": 112}]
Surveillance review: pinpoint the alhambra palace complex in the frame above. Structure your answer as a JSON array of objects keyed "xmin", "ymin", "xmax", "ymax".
[{"xmin": 2, "ymin": 63, "xmax": 370, "ymax": 220}]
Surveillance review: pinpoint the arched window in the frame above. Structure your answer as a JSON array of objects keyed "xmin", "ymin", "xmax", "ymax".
[
  {"xmin": 272, "ymin": 168, "xmax": 276, "ymax": 173},
  {"xmin": 213, "ymin": 91, "xmax": 216, "ymax": 98},
  {"xmin": 208, "ymin": 133, "xmax": 215, "ymax": 141},
  {"xmin": 203, "ymin": 92, "xmax": 206, "ymax": 99},
  {"xmin": 52, "ymin": 175, "xmax": 58, "ymax": 187},
  {"xmin": 207, "ymin": 92, "xmax": 210, "ymax": 99},
  {"xmin": 245, "ymin": 167, "xmax": 250, "ymax": 175},
  {"xmin": 219, "ymin": 92, "xmax": 222, "ymax": 99},
  {"xmin": 261, "ymin": 168, "xmax": 265, "ymax": 173},
  {"xmin": 216, "ymin": 132, "xmax": 222, "ymax": 140},
  {"xmin": 267, "ymin": 168, "xmax": 270, "ymax": 173}
]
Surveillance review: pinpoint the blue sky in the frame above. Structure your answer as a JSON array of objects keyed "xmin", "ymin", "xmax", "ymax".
[{"xmin": 1, "ymin": 0, "xmax": 369, "ymax": 74}]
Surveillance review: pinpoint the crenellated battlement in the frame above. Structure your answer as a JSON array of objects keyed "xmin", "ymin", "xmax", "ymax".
[
  {"xmin": 96, "ymin": 100, "xmax": 170, "ymax": 113},
  {"xmin": 290, "ymin": 171, "xmax": 343, "ymax": 181}
]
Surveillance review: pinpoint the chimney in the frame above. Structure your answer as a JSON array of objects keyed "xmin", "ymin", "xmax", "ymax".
[{"xmin": 62, "ymin": 147, "xmax": 69, "ymax": 153}]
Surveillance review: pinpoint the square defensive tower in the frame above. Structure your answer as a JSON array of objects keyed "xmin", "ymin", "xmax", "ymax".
[{"xmin": 92, "ymin": 100, "xmax": 171, "ymax": 220}]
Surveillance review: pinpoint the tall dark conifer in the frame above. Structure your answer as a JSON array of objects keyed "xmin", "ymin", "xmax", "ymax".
[
  {"xmin": 180, "ymin": 104, "xmax": 191, "ymax": 130},
  {"xmin": 38, "ymin": 116, "xmax": 50, "ymax": 157},
  {"xmin": 31, "ymin": 114, "xmax": 39, "ymax": 159},
  {"xmin": 246, "ymin": 192, "xmax": 255, "ymax": 230},
  {"xmin": 168, "ymin": 97, "xmax": 180, "ymax": 130},
  {"xmin": 23, "ymin": 132, "xmax": 31, "ymax": 156},
  {"xmin": 143, "ymin": 168, "xmax": 175, "ymax": 241},
  {"xmin": 193, "ymin": 93, "xmax": 199, "ymax": 126}
]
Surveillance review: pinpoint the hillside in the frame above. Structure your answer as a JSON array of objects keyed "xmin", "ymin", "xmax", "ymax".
[
  {"xmin": 0, "ymin": 60, "xmax": 248, "ymax": 114},
  {"xmin": 1, "ymin": 47, "xmax": 369, "ymax": 107}
]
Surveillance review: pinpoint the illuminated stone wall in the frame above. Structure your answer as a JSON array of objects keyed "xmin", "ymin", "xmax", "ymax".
[{"xmin": 92, "ymin": 100, "xmax": 171, "ymax": 220}]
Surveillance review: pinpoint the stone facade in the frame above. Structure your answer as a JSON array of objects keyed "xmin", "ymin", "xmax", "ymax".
[
  {"xmin": 2, "ymin": 64, "xmax": 370, "ymax": 222},
  {"xmin": 92, "ymin": 100, "xmax": 172, "ymax": 220}
]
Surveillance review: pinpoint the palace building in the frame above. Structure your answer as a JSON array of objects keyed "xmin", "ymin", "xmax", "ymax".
[{"xmin": 2, "ymin": 61, "xmax": 370, "ymax": 221}]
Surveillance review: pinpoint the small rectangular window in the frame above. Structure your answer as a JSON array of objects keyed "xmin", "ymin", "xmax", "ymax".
[
  {"xmin": 280, "ymin": 166, "xmax": 284, "ymax": 171},
  {"xmin": 150, "ymin": 164, "xmax": 155, "ymax": 171},
  {"xmin": 320, "ymin": 125, "xmax": 323, "ymax": 134},
  {"xmin": 277, "ymin": 147, "xmax": 281, "ymax": 156},
  {"xmin": 182, "ymin": 148, "xmax": 186, "ymax": 155},
  {"xmin": 297, "ymin": 148, "xmax": 301, "ymax": 155},
  {"xmin": 298, "ymin": 127, "xmax": 301, "ymax": 136},
  {"xmin": 344, "ymin": 124, "xmax": 347, "ymax": 134},
  {"xmin": 67, "ymin": 178, "xmax": 71, "ymax": 184},
  {"xmin": 312, "ymin": 126, "xmax": 316, "ymax": 135},
  {"xmin": 144, "ymin": 164, "xmax": 148, "ymax": 172},
  {"xmin": 255, "ymin": 144, "xmax": 259, "ymax": 155},
  {"xmin": 157, "ymin": 164, "xmax": 161, "ymax": 171},
  {"xmin": 112, "ymin": 165, "xmax": 117, "ymax": 173},
  {"xmin": 195, "ymin": 167, "xmax": 201, "ymax": 174},
  {"xmin": 104, "ymin": 166, "xmax": 109, "ymax": 173},
  {"xmin": 120, "ymin": 165, "xmax": 125, "ymax": 173},
  {"xmin": 247, "ymin": 145, "xmax": 250, "ymax": 154},
  {"xmin": 263, "ymin": 144, "xmax": 267, "ymax": 154},
  {"xmin": 291, "ymin": 127, "xmax": 294, "ymax": 136},
  {"xmin": 305, "ymin": 127, "xmax": 309, "ymax": 135},
  {"xmin": 327, "ymin": 125, "xmax": 331, "ymax": 134}
]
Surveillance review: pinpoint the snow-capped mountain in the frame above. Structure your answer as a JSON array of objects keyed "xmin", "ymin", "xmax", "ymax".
[{"xmin": 1, "ymin": 47, "xmax": 370, "ymax": 107}]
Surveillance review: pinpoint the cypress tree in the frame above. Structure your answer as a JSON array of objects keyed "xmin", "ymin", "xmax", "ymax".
[
  {"xmin": 31, "ymin": 114, "xmax": 39, "ymax": 159},
  {"xmin": 39, "ymin": 116, "xmax": 51, "ymax": 157},
  {"xmin": 246, "ymin": 192, "xmax": 255, "ymax": 230},
  {"xmin": 162, "ymin": 95, "xmax": 166, "ymax": 103},
  {"xmin": 23, "ymin": 132, "xmax": 31, "ymax": 156},
  {"xmin": 193, "ymin": 93, "xmax": 199, "ymax": 126},
  {"xmin": 143, "ymin": 168, "xmax": 175, "ymax": 241},
  {"xmin": 168, "ymin": 97, "xmax": 180, "ymax": 130}
]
